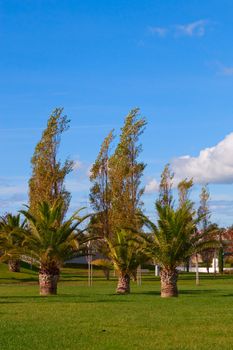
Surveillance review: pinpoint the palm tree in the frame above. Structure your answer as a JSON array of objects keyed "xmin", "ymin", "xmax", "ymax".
[
  {"xmin": 143, "ymin": 201, "xmax": 218, "ymax": 298},
  {"xmin": 0, "ymin": 213, "xmax": 26, "ymax": 272},
  {"xmin": 20, "ymin": 201, "xmax": 90, "ymax": 295},
  {"xmin": 103, "ymin": 229, "xmax": 147, "ymax": 294}
]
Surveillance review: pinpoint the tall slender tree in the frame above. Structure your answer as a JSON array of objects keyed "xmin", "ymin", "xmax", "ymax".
[
  {"xmin": 198, "ymin": 185, "xmax": 210, "ymax": 231},
  {"xmin": 178, "ymin": 178, "xmax": 193, "ymax": 271},
  {"xmin": 108, "ymin": 108, "xmax": 146, "ymax": 233},
  {"xmin": 178, "ymin": 178, "xmax": 193, "ymax": 207},
  {"xmin": 198, "ymin": 185, "xmax": 215, "ymax": 274},
  {"xmin": 89, "ymin": 130, "xmax": 114, "ymax": 238},
  {"xmin": 29, "ymin": 108, "xmax": 73, "ymax": 219},
  {"xmin": 89, "ymin": 108, "xmax": 147, "ymax": 293},
  {"xmin": 157, "ymin": 164, "xmax": 174, "ymax": 207}
]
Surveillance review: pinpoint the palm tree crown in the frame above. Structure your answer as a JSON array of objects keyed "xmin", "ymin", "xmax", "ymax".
[
  {"xmin": 106, "ymin": 229, "xmax": 146, "ymax": 275},
  {"xmin": 0, "ymin": 213, "xmax": 26, "ymax": 271},
  {"xmin": 143, "ymin": 201, "xmax": 218, "ymax": 297},
  {"xmin": 145, "ymin": 201, "xmax": 218, "ymax": 268},
  {"xmin": 20, "ymin": 201, "xmax": 89, "ymax": 275},
  {"xmin": 103, "ymin": 229, "xmax": 147, "ymax": 293}
]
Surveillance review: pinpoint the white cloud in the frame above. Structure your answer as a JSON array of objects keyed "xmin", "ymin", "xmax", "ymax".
[
  {"xmin": 0, "ymin": 177, "xmax": 28, "ymax": 197},
  {"xmin": 148, "ymin": 26, "xmax": 167, "ymax": 37},
  {"xmin": 0, "ymin": 194, "xmax": 28, "ymax": 209},
  {"xmin": 172, "ymin": 133, "xmax": 233, "ymax": 184},
  {"xmin": 65, "ymin": 179, "xmax": 90, "ymax": 193},
  {"xmin": 212, "ymin": 61, "xmax": 233, "ymax": 76},
  {"xmin": 0, "ymin": 184, "xmax": 27, "ymax": 196},
  {"xmin": 175, "ymin": 20, "xmax": 208, "ymax": 37},
  {"xmin": 148, "ymin": 19, "xmax": 209, "ymax": 39},
  {"xmin": 210, "ymin": 200, "xmax": 233, "ymax": 227},
  {"xmin": 219, "ymin": 65, "xmax": 233, "ymax": 76},
  {"xmin": 86, "ymin": 165, "xmax": 93, "ymax": 177},
  {"xmin": 145, "ymin": 179, "xmax": 159, "ymax": 194},
  {"xmin": 72, "ymin": 160, "xmax": 83, "ymax": 170},
  {"xmin": 0, "ymin": 177, "xmax": 28, "ymax": 212}
]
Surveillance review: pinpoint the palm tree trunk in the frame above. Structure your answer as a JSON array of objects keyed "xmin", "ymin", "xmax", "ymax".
[
  {"xmin": 8, "ymin": 259, "xmax": 20, "ymax": 272},
  {"xmin": 116, "ymin": 273, "xmax": 130, "ymax": 294},
  {"xmin": 160, "ymin": 268, "xmax": 178, "ymax": 297},
  {"xmin": 39, "ymin": 273, "xmax": 59, "ymax": 295}
]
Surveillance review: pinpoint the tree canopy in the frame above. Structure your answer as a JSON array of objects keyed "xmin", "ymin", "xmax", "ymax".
[{"xmin": 29, "ymin": 108, "xmax": 73, "ymax": 219}]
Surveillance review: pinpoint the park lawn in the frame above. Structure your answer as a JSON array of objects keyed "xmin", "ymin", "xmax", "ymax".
[{"xmin": 1, "ymin": 264, "xmax": 233, "ymax": 350}]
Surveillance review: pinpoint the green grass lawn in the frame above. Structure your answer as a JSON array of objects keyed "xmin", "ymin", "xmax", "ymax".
[{"xmin": 1, "ymin": 263, "xmax": 233, "ymax": 350}]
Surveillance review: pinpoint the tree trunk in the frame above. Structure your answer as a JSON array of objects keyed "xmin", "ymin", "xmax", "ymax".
[
  {"xmin": 8, "ymin": 259, "xmax": 20, "ymax": 272},
  {"xmin": 185, "ymin": 258, "xmax": 190, "ymax": 273},
  {"xmin": 160, "ymin": 268, "xmax": 178, "ymax": 297},
  {"xmin": 103, "ymin": 268, "xmax": 110, "ymax": 280},
  {"xmin": 39, "ymin": 273, "xmax": 59, "ymax": 296},
  {"xmin": 218, "ymin": 247, "xmax": 223, "ymax": 274},
  {"xmin": 116, "ymin": 273, "xmax": 130, "ymax": 294}
]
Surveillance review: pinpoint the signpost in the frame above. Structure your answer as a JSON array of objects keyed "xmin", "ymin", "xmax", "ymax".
[{"xmin": 87, "ymin": 241, "xmax": 93, "ymax": 287}]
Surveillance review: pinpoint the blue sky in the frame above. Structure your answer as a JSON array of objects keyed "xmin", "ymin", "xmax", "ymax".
[{"xmin": 1, "ymin": 0, "xmax": 233, "ymax": 226}]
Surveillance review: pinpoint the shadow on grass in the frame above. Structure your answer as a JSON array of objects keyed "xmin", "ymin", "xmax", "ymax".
[
  {"xmin": 0, "ymin": 293, "xmax": 132, "ymax": 304},
  {"xmin": 178, "ymin": 273, "xmax": 233, "ymax": 281},
  {"xmin": 179, "ymin": 289, "xmax": 218, "ymax": 295},
  {"xmin": 0, "ymin": 277, "xmax": 37, "ymax": 282},
  {"xmin": 133, "ymin": 290, "xmax": 160, "ymax": 296},
  {"xmin": 60, "ymin": 277, "xmax": 112, "ymax": 282},
  {"xmin": 60, "ymin": 275, "xmax": 115, "ymax": 282},
  {"xmin": 218, "ymin": 293, "xmax": 233, "ymax": 297},
  {"xmin": 135, "ymin": 289, "xmax": 219, "ymax": 296}
]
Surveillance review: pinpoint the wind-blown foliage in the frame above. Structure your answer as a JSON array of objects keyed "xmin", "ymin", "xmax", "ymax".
[
  {"xmin": 89, "ymin": 130, "xmax": 114, "ymax": 238},
  {"xmin": 198, "ymin": 185, "xmax": 217, "ymax": 273},
  {"xmin": 158, "ymin": 164, "xmax": 174, "ymax": 207},
  {"xmin": 89, "ymin": 109, "xmax": 147, "ymax": 293},
  {"xmin": 108, "ymin": 108, "xmax": 146, "ymax": 233},
  {"xmin": 29, "ymin": 108, "xmax": 73, "ymax": 219}
]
